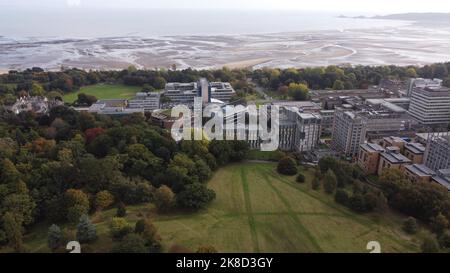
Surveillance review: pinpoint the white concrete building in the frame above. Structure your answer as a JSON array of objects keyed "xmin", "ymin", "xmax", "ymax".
[
  {"xmin": 163, "ymin": 78, "xmax": 235, "ymax": 105},
  {"xmin": 128, "ymin": 92, "xmax": 160, "ymax": 112},
  {"xmin": 408, "ymin": 86, "xmax": 450, "ymax": 126}
]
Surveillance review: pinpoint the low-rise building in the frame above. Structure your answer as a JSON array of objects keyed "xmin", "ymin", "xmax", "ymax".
[
  {"xmin": 378, "ymin": 149, "xmax": 412, "ymax": 175},
  {"xmin": 381, "ymin": 136, "xmax": 406, "ymax": 151},
  {"xmin": 432, "ymin": 169, "xmax": 450, "ymax": 191},
  {"xmin": 128, "ymin": 92, "xmax": 160, "ymax": 112},
  {"xmin": 357, "ymin": 143, "xmax": 385, "ymax": 174},
  {"xmin": 150, "ymin": 109, "xmax": 180, "ymax": 129},
  {"xmin": 87, "ymin": 99, "xmax": 144, "ymax": 116},
  {"xmin": 404, "ymin": 164, "xmax": 436, "ymax": 183},
  {"xmin": 404, "ymin": 142, "xmax": 426, "ymax": 164}
]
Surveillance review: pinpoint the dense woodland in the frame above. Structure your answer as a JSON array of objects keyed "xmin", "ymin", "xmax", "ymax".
[{"xmin": 0, "ymin": 104, "xmax": 248, "ymax": 252}]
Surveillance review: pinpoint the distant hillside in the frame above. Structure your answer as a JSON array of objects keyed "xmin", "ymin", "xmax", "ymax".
[{"xmin": 339, "ymin": 13, "xmax": 450, "ymax": 22}]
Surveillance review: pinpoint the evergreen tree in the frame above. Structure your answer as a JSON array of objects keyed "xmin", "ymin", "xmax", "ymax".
[
  {"xmin": 116, "ymin": 202, "xmax": 127, "ymax": 217},
  {"xmin": 47, "ymin": 224, "xmax": 63, "ymax": 251},
  {"xmin": 402, "ymin": 217, "xmax": 418, "ymax": 234},
  {"xmin": 76, "ymin": 215, "xmax": 97, "ymax": 243},
  {"xmin": 311, "ymin": 177, "xmax": 321, "ymax": 191},
  {"xmin": 323, "ymin": 169, "xmax": 337, "ymax": 194}
]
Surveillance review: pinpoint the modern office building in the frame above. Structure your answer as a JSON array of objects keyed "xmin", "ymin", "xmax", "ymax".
[
  {"xmin": 164, "ymin": 82, "xmax": 199, "ymax": 105},
  {"xmin": 408, "ymin": 86, "xmax": 450, "ymax": 126},
  {"xmin": 87, "ymin": 99, "xmax": 144, "ymax": 116},
  {"xmin": 128, "ymin": 92, "xmax": 160, "ymax": 112},
  {"xmin": 406, "ymin": 78, "xmax": 443, "ymax": 97},
  {"xmin": 163, "ymin": 78, "xmax": 235, "ymax": 105},
  {"xmin": 331, "ymin": 103, "xmax": 414, "ymax": 157},
  {"xmin": 424, "ymin": 133, "xmax": 450, "ymax": 171}
]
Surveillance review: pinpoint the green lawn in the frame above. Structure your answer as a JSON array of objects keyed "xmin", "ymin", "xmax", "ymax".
[
  {"xmin": 63, "ymin": 84, "xmax": 141, "ymax": 103},
  {"xmin": 153, "ymin": 163, "xmax": 418, "ymax": 253},
  {"xmin": 16, "ymin": 162, "xmax": 420, "ymax": 253}
]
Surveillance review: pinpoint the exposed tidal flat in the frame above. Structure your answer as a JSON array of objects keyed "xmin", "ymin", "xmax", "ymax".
[{"xmin": 1, "ymin": 14, "xmax": 450, "ymax": 71}]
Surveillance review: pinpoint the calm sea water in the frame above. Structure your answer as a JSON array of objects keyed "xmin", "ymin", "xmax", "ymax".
[{"xmin": 0, "ymin": 8, "xmax": 411, "ymax": 38}]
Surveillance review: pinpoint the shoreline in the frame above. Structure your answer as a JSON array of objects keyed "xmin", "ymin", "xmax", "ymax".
[{"xmin": 1, "ymin": 24, "xmax": 449, "ymax": 71}]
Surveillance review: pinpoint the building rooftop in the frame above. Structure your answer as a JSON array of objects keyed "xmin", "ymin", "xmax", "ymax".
[
  {"xmin": 384, "ymin": 136, "xmax": 406, "ymax": 144},
  {"xmin": 405, "ymin": 142, "xmax": 425, "ymax": 154},
  {"xmin": 271, "ymin": 101, "xmax": 321, "ymax": 111},
  {"xmin": 360, "ymin": 143, "xmax": 385, "ymax": 153},
  {"xmin": 405, "ymin": 164, "xmax": 436, "ymax": 177},
  {"xmin": 96, "ymin": 99, "xmax": 127, "ymax": 107},
  {"xmin": 381, "ymin": 151, "xmax": 411, "ymax": 164},
  {"xmin": 432, "ymin": 172, "xmax": 450, "ymax": 191},
  {"xmin": 416, "ymin": 131, "xmax": 450, "ymax": 142}
]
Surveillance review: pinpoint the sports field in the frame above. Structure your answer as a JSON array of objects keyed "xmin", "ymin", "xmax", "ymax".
[
  {"xmin": 63, "ymin": 84, "xmax": 141, "ymax": 103},
  {"xmin": 18, "ymin": 162, "xmax": 420, "ymax": 253}
]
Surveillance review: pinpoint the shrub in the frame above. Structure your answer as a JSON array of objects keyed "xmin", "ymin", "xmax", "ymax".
[
  {"xmin": 421, "ymin": 234, "xmax": 440, "ymax": 253},
  {"xmin": 110, "ymin": 217, "xmax": 133, "ymax": 240},
  {"xmin": 296, "ymin": 173, "xmax": 306, "ymax": 183},
  {"xmin": 311, "ymin": 177, "xmax": 321, "ymax": 191},
  {"xmin": 334, "ymin": 189, "xmax": 349, "ymax": 206},
  {"xmin": 176, "ymin": 183, "xmax": 216, "ymax": 210},
  {"xmin": 277, "ymin": 156, "xmax": 298, "ymax": 176},
  {"xmin": 116, "ymin": 202, "xmax": 127, "ymax": 217},
  {"xmin": 323, "ymin": 170, "xmax": 337, "ymax": 194},
  {"xmin": 402, "ymin": 217, "xmax": 418, "ymax": 234}
]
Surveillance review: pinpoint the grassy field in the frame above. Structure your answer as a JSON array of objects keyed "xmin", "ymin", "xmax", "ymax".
[
  {"xmin": 15, "ymin": 162, "xmax": 420, "ymax": 253},
  {"xmin": 63, "ymin": 84, "xmax": 141, "ymax": 103}
]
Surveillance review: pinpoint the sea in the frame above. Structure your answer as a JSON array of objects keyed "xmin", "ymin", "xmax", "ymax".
[{"xmin": 0, "ymin": 7, "xmax": 409, "ymax": 38}]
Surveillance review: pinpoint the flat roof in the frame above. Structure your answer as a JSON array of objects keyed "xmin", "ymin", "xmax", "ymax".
[
  {"xmin": 405, "ymin": 164, "xmax": 436, "ymax": 177},
  {"xmin": 360, "ymin": 143, "xmax": 385, "ymax": 153},
  {"xmin": 432, "ymin": 176, "xmax": 450, "ymax": 190},
  {"xmin": 405, "ymin": 142, "xmax": 425, "ymax": 154},
  {"xmin": 384, "ymin": 136, "xmax": 406, "ymax": 143},
  {"xmin": 381, "ymin": 151, "xmax": 411, "ymax": 164}
]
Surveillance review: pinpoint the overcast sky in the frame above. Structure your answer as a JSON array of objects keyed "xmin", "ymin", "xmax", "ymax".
[{"xmin": 2, "ymin": 0, "xmax": 450, "ymax": 14}]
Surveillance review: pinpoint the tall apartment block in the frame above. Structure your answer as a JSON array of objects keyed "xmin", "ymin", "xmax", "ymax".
[
  {"xmin": 424, "ymin": 133, "xmax": 450, "ymax": 171},
  {"xmin": 408, "ymin": 86, "xmax": 450, "ymax": 126},
  {"xmin": 235, "ymin": 105, "xmax": 321, "ymax": 152}
]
